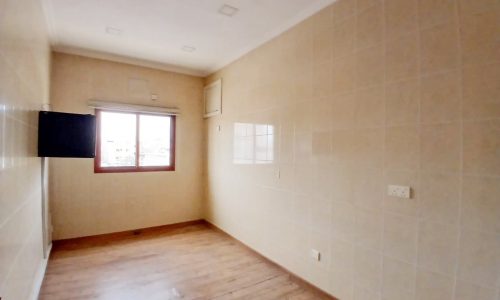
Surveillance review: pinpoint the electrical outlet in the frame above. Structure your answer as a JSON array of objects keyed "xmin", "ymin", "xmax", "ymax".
[
  {"xmin": 387, "ymin": 185, "xmax": 411, "ymax": 199},
  {"xmin": 310, "ymin": 249, "xmax": 321, "ymax": 261}
]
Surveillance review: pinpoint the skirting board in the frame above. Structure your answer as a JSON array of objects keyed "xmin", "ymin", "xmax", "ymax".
[
  {"xmin": 29, "ymin": 243, "xmax": 52, "ymax": 300},
  {"xmin": 52, "ymin": 219, "xmax": 205, "ymax": 244}
]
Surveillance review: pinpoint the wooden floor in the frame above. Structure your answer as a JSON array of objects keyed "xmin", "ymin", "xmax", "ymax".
[{"xmin": 39, "ymin": 222, "xmax": 333, "ymax": 300}]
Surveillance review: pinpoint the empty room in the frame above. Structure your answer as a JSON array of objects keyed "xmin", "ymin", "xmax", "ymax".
[{"xmin": 1, "ymin": 0, "xmax": 499, "ymax": 299}]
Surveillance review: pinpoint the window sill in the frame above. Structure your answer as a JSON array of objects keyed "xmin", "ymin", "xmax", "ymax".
[{"xmin": 94, "ymin": 166, "xmax": 175, "ymax": 173}]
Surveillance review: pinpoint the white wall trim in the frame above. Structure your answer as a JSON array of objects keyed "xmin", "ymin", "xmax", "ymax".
[{"xmin": 29, "ymin": 244, "xmax": 52, "ymax": 300}]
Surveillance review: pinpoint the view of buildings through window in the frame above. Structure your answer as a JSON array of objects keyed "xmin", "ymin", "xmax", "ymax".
[{"xmin": 98, "ymin": 111, "xmax": 173, "ymax": 170}]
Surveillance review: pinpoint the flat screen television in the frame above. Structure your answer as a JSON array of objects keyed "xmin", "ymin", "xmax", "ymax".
[{"xmin": 38, "ymin": 111, "xmax": 96, "ymax": 158}]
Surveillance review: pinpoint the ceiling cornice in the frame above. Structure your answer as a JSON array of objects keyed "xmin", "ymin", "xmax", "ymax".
[{"xmin": 53, "ymin": 45, "xmax": 207, "ymax": 77}]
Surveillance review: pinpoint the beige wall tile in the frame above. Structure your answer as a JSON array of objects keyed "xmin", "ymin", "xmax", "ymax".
[
  {"xmin": 385, "ymin": 126, "xmax": 420, "ymax": 170},
  {"xmin": 292, "ymin": 65, "xmax": 314, "ymax": 99},
  {"xmin": 356, "ymin": 3, "xmax": 383, "ymax": 50},
  {"xmin": 421, "ymin": 123, "xmax": 461, "ymax": 172},
  {"xmin": 354, "ymin": 246, "xmax": 383, "ymax": 292},
  {"xmin": 330, "ymin": 269, "xmax": 355, "ymax": 300},
  {"xmin": 355, "ymin": 86, "xmax": 385, "ymax": 128},
  {"xmin": 420, "ymin": 21, "xmax": 460, "ymax": 75},
  {"xmin": 420, "ymin": 70, "xmax": 461, "ymax": 124},
  {"xmin": 312, "ymin": 164, "xmax": 335, "ymax": 201},
  {"xmin": 293, "ymin": 162, "xmax": 314, "ymax": 195},
  {"xmin": 385, "ymin": 0, "xmax": 418, "ymax": 40},
  {"xmin": 418, "ymin": 0, "xmax": 457, "ymax": 29},
  {"xmin": 312, "ymin": 4, "xmax": 334, "ymax": 29},
  {"xmin": 331, "ymin": 200, "xmax": 357, "ymax": 242},
  {"xmin": 331, "ymin": 92, "xmax": 356, "ymax": 129},
  {"xmin": 333, "ymin": 0, "xmax": 356, "ymax": 23},
  {"xmin": 312, "ymin": 131, "xmax": 332, "ymax": 159},
  {"xmin": 355, "ymin": 208, "xmax": 383, "ymax": 250},
  {"xmin": 332, "ymin": 55, "xmax": 356, "ymax": 94},
  {"xmin": 330, "ymin": 237, "xmax": 355, "ymax": 275},
  {"xmin": 313, "ymin": 25, "xmax": 334, "ymax": 64},
  {"xmin": 311, "ymin": 98, "xmax": 335, "ymax": 131},
  {"xmin": 457, "ymin": 0, "xmax": 499, "ymax": 15},
  {"xmin": 352, "ymin": 167, "xmax": 384, "ymax": 209},
  {"xmin": 357, "ymin": 0, "xmax": 382, "ymax": 12},
  {"xmin": 330, "ymin": 163, "xmax": 355, "ymax": 203},
  {"xmin": 355, "ymin": 45, "xmax": 385, "ymax": 88},
  {"xmin": 313, "ymin": 61, "xmax": 334, "ymax": 98},
  {"xmin": 462, "ymin": 176, "xmax": 500, "ymax": 234},
  {"xmin": 332, "ymin": 16, "xmax": 356, "ymax": 59},
  {"xmin": 457, "ymin": 228, "xmax": 500, "ymax": 287},
  {"xmin": 354, "ymin": 287, "xmax": 382, "ymax": 300},
  {"xmin": 385, "ymin": 33, "xmax": 419, "ymax": 82},
  {"xmin": 460, "ymin": 9, "xmax": 500, "ymax": 66},
  {"xmin": 463, "ymin": 120, "xmax": 500, "ymax": 176},
  {"xmin": 455, "ymin": 281, "xmax": 498, "ymax": 300},
  {"xmin": 383, "ymin": 289, "xmax": 415, "ymax": 300},
  {"xmin": 386, "ymin": 79, "xmax": 419, "ymax": 126},
  {"xmin": 331, "ymin": 129, "xmax": 356, "ymax": 164},
  {"xmin": 351, "ymin": 129, "xmax": 384, "ymax": 168},
  {"xmin": 417, "ymin": 221, "xmax": 459, "ymax": 275},
  {"xmin": 383, "ymin": 213, "xmax": 418, "ymax": 263},
  {"xmin": 415, "ymin": 269, "xmax": 454, "ymax": 300},
  {"xmin": 382, "ymin": 256, "xmax": 416, "ymax": 299},
  {"xmin": 420, "ymin": 172, "xmax": 460, "ymax": 225},
  {"xmin": 462, "ymin": 63, "xmax": 500, "ymax": 120}
]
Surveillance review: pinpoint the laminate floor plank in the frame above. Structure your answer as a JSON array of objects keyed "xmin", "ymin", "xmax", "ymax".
[{"xmin": 39, "ymin": 223, "xmax": 333, "ymax": 300}]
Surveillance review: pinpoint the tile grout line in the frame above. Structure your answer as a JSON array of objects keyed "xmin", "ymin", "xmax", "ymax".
[
  {"xmin": 452, "ymin": 0, "xmax": 465, "ymax": 298},
  {"xmin": 378, "ymin": 0, "xmax": 390, "ymax": 298},
  {"xmin": 350, "ymin": 0, "xmax": 358, "ymax": 296},
  {"xmin": 414, "ymin": 0, "xmax": 423, "ymax": 297}
]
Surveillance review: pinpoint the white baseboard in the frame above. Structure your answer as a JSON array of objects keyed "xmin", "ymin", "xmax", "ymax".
[{"xmin": 29, "ymin": 243, "xmax": 52, "ymax": 300}]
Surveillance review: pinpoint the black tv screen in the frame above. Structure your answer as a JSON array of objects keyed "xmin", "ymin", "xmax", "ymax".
[{"xmin": 38, "ymin": 111, "xmax": 96, "ymax": 158}]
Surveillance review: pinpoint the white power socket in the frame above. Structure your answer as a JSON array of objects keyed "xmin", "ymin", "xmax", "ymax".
[
  {"xmin": 310, "ymin": 249, "xmax": 321, "ymax": 261},
  {"xmin": 387, "ymin": 185, "xmax": 411, "ymax": 199}
]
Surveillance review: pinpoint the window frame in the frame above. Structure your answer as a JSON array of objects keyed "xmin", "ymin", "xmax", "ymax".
[{"xmin": 94, "ymin": 109, "xmax": 176, "ymax": 173}]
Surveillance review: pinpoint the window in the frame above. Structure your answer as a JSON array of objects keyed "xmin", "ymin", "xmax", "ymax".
[{"xmin": 94, "ymin": 110, "xmax": 175, "ymax": 173}]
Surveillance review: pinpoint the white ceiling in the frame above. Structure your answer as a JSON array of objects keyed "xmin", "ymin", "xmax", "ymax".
[{"xmin": 42, "ymin": 0, "xmax": 335, "ymax": 76}]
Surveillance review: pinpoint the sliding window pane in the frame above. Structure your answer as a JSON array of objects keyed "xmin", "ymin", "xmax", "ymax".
[
  {"xmin": 100, "ymin": 111, "xmax": 136, "ymax": 167},
  {"xmin": 139, "ymin": 115, "xmax": 171, "ymax": 166}
]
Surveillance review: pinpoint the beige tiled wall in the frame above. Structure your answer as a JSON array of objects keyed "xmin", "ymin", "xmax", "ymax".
[
  {"xmin": 205, "ymin": 0, "xmax": 500, "ymax": 299},
  {"xmin": 50, "ymin": 53, "xmax": 205, "ymax": 240},
  {"xmin": 0, "ymin": 0, "xmax": 51, "ymax": 298}
]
